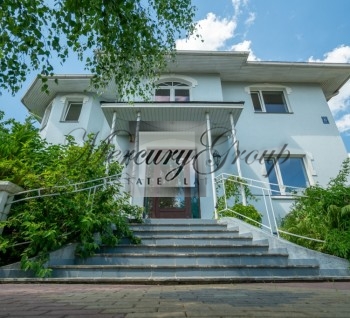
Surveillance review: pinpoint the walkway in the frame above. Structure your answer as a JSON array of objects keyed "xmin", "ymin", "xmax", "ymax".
[{"xmin": 0, "ymin": 282, "xmax": 349, "ymax": 317}]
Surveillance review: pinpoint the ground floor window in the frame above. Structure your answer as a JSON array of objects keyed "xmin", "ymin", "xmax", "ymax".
[{"xmin": 265, "ymin": 157, "xmax": 309, "ymax": 195}]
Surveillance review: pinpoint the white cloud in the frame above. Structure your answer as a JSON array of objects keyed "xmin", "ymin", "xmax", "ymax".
[
  {"xmin": 245, "ymin": 12, "xmax": 256, "ymax": 26},
  {"xmin": 232, "ymin": 0, "xmax": 249, "ymax": 18},
  {"xmin": 335, "ymin": 113, "xmax": 350, "ymax": 133},
  {"xmin": 231, "ymin": 40, "xmax": 260, "ymax": 61},
  {"xmin": 309, "ymin": 45, "xmax": 350, "ymax": 133},
  {"xmin": 176, "ymin": 13, "xmax": 236, "ymax": 51},
  {"xmin": 176, "ymin": 0, "xmax": 254, "ymax": 51},
  {"xmin": 309, "ymin": 45, "xmax": 350, "ymax": 63}
]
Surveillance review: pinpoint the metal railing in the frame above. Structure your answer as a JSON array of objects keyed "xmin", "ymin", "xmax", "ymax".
[
  {"xmin": 9, "ymin": 174, "xmax": 122, "ymax": 205},
  {"xmin": 214, "ymin": 173, "xmax": 325, "ymax": 243}
]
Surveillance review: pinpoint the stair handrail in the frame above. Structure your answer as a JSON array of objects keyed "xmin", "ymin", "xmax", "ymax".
[
  {"xmin": 9, "ymin": 173, "xmax": 123, "ymax": 204},
  {"xmin": 215, "ymin": 173, "xmax": 325, "ymax": 244}
]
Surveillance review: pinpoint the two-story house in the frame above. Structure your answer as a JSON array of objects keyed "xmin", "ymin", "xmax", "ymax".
[{"xmin": 21, "ymin": 51, "xmax": 350, "ymax": 225}]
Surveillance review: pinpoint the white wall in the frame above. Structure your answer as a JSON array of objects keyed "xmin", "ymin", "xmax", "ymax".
[
  {"xmin": 222, "ymin": 82, "xmax": 348, "ymax": 186},
  {"xmin": 40, "ymin": 93, "xmax": 110, "ymax": 145}
]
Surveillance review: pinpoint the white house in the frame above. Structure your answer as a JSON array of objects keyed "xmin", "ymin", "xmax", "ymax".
[{"xmin": 21, "ymin": 51, "xmax": 350, "ymax": 226}]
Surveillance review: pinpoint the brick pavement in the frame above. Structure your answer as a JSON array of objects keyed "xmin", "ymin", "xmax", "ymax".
[{"xmin": 0, "ymin": 282, "xmax": 349, "ymax": 318}]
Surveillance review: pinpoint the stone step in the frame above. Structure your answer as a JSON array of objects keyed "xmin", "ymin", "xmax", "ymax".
[
  {"xmin": 49, "ymin": 264, "xmax": 320, "ymax": 279},
  {"xmin": 134, "ymin": 236, "xmax": 254, "ymax": 245},
  {"xmin": 75, "ymin": 252, "xmax": 290, "ymax": 266},
  {"xmin": 130, "ymin": 223, "xmax": 233, "ymax": 231},
  {"xmin": 98, "ymin": 242, "xmax": 270, "ymax": 254},
  {"xmin": 140, "ymin": 219, "xmax": 222, "ymax": 225},
  {"xmin": 134, "ymin": 232, "xmax": 248, "ymax": 239}
]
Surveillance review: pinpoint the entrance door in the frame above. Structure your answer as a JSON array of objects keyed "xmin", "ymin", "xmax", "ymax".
[
  {"xmin": 144, "ymin": 149, "xmax": 199, "ymax": 219},
  {"xmin": 153, "ymin": 187, "xmax": 192, "ymax": 219}
]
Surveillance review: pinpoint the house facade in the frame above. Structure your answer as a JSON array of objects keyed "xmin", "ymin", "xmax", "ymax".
[{"xmin": 21, "ymin": 51, "xmax": 350, "ymax": 224}]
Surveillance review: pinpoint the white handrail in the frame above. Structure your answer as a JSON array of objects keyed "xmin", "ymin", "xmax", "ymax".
[
  {"xmin": 10, "ymin": 174, "xmax": 123, "ymax": 204},
  {"xmin": 214, "ymin": 172, "xmax": 323, "ymax": 244}
]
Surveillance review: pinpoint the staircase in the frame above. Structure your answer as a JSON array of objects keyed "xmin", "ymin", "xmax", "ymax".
[{"xmin": 43, "ymin": 219, "xmax": 321, "ymax": 282}]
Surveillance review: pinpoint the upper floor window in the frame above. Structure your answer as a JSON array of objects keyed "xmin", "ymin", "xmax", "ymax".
[
  {"xmin": 251, "ymin": 90, "xmax": 290, "ymax": 113},
  {"xmin": 155, "ymin": 81, "xmax": 190, "ymax": 102},
  {"xmin": 62, "ymin": 101, "xmax": 83, "ymax": 122},
  {"xmin": 265, "ymin": 157, "xmax": 309, "ymax": 195}
]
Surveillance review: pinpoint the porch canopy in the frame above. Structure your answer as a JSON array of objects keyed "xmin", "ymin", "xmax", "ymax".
[{"xmin": 100, "ymin": 101, "xmax": 244, "ymax": 136}]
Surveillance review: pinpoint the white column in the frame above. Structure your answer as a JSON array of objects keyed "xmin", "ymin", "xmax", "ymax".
[
  {"xmin": 131, "ymin": 111, "xmax": 141, "ymax": 205},
  {"xmin": 105, "ymin": 111, "xmax": 118, "ymax": 177},
  {"xmin": 110, "ymin": 111, "xmax": 117, "ymax": 141},
  {"xmin": 230, "ymin": 113, "xmax": 247, "ymax": 206},
  {"xmin": 206, "ymin": 112, "xmax": 218, "ymax": 219}
]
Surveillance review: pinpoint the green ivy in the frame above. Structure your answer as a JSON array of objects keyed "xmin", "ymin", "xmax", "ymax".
[{"xmin": 0, "ymin": 111, "xmax": 142, "ymax": 276}]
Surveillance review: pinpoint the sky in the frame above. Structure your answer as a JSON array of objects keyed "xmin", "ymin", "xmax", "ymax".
[{"xmin": 1, "ymin": 0, "xmax": 350, "ymax": 150}]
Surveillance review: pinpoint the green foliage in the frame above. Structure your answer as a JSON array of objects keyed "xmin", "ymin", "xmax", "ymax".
[
  {"xmin": 219, "ymin": 203, "xmax": 262, "ymax": 227},
  {"xmin": 0, "ymin": 112, "xmax": 142, "ymax": 276},
  {"xmin": 217, "ymin": 176, "xmax": 262, "ymax": 227},
  {"xmin": 0, "ymin": 0, "xmax": 196, "ymax": 97},
  {"xmin": 280, "ymin": 158, "xmax": 350, "ymax": 260}
]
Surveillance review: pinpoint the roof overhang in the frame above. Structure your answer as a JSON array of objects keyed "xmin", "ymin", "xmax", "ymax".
[
  {"xmin": 166, "ymin": 51, "xmax": 350, "ymax": 101},
  {"xmin": 101, "ymin": 102, "xmax": 244, "ymax": 135},
  {"xmin": 21, "ymin": 51, "xmax": 350, "ymax": 118}
]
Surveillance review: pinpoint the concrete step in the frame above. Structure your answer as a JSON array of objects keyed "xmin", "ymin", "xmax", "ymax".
[
  {"xmin": 131, "ymin": 229, "xmax": 235, "ymax": 237},
  {"xmin": 98, "ymin": 242, "xmax": 270, "ymax": 254},
  {"xmin": 49, "ymin": 263, "xmax": 320, "ymax": 279},
  {"xmin": 135, "ymin": 236, "xmax": 254, "ymax": 245},
  {"xmin": 75, "ymin": 252, "xmax": 290, "ymax": 266}
]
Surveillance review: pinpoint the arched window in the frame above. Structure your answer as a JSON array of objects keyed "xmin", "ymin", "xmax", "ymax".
[{"xmin": 155, "ymin": 81, "xmax": 190, "ymax": 102}]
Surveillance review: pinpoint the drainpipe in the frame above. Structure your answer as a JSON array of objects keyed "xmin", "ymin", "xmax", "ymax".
[
  {"xmin": 230, "ymin": 113, "xmax": 247, "ymax": 206},
  {"xmin": 206, "ymin": 112, "xmax": 218, "ymax": 219}
]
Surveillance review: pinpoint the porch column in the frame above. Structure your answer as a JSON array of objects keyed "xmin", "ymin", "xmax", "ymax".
[
  {"xmin": 230, "ymin": 112, "xmax": 247, "ymax": 206},
  {"xmin": 110, "ymin": 111, "xmax": 117, "ymax": 142},
  {"xmin": 131, "ymin": 111, "xmax": 141, "ymax": 205},
  {"xmin": 206, "ymin": 112, "xmax": 218, "ymax": 219},
  {"xmin": 105, "ymin": 111, "xmax": 118, "ymax": 177}
]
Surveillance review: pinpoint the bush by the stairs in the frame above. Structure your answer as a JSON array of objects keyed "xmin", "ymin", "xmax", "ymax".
[
  {"xmin": 217, "ymin": 176, "xmax": 262, "ymax": 227},
  {"xmin": 0, "ymin": 111, "xmax": 142, "ymax": 277},
  {"xmin": 218, "ymin": 203, "xmax": 262, "ymax": 227},
  {"xmin": 280, "ymin": 158, "xmax": 350, "ymax": 261}
]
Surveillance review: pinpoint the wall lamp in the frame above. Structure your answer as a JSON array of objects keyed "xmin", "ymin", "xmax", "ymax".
[{"xmin": 212, "ymin": 150, "xmax": 222, "ymax": 168}]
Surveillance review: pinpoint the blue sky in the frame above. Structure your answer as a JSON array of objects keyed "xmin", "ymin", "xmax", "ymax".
[{"xmin": 1, "ymin": 0, "xmax": 350, "ymax": 150}]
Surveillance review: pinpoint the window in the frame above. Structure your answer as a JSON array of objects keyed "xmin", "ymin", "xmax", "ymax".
[
  {"xmin": 62, "ymin": 101, "xmax": 83, "ymax": 121},
  {"xmin": 251, "ymin": 90, "xmax": 290, "ymax": 113},
  {"xmin": 41, "ymin": 102, "xmax": 52, "ymax": 129},
  {"xmin": 265, "ymin": 157, "xmax": 309, "ymax": 195},
  {"xmin": 155, "ymin": 81, "xmax": 190, "ymax": 102}
]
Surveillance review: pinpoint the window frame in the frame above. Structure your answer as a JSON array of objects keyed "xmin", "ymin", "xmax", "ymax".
[
  {"xmin": 61, "ymin": 100, "xmax": 83, "ymax": 122},
  {"xmin": 250, "ymin": 89, "xmax": 291, "ymax": 114},
  {"xmin": 155, "ymin": 81, "xmax": 191, "ymax": 102},
  {"xmin": 264, "ymin": 156, "xmax": 310, "ymax": 196}
]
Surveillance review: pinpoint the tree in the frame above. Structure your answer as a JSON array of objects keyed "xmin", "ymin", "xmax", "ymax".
[
  {"xmin": 0, "ymin": 111, "xmax": 142, "ymax": 277},
  {"xmin": 0, "ymin": 0, "xmax": 196, "ymax": 96}
]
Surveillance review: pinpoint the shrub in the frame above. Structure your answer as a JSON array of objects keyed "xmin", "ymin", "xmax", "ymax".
[
  {"xmin": 0, "ymin": 111, "xmax": 142, "ymax": 276},
  {"xmin": 280, "ymin": 158, "xmax": 350, "ymax": 260},
  {"xmin": 217, "ymin": 176, "xmax": 262, "ymax": 227}
]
